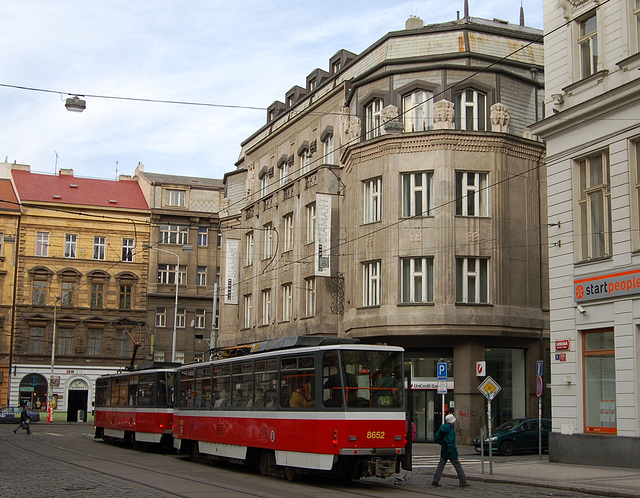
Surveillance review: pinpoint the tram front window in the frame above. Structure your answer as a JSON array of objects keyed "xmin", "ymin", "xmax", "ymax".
[{"xmin": 341, "ymin": 350, "xmax": 404, "ymax": 409}]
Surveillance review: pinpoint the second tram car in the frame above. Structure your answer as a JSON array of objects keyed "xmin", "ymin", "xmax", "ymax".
[
  {"xmin": 94, "ymin": 365, "xmax": 177, "ymax": 446},
  {"xmin": 173, "ymin": 338, "xmax": 405, "ymax": 480}
]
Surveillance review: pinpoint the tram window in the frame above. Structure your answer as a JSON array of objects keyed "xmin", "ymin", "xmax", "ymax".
[
  {"xmin": 111, "ymin": 379, "xmax": 121, "ymax": 406},
  {"xmin": 341, "ymin": 350, "xmax": 404, "ymax": 409},
  {"xmin": 95, "ymin": 379, "xmax": 107, "ymax": 407},
  {"xmin": 118, "ymin": 379, "xmax": 128, "ymax": 407},
  {"xmin": 180, "ymin": 369, "xmax": 196, "ymax": 408},
  {"xmin": 139, "ymin": 374, "xmax": 154, "ymax": 406},
  {"xmin": 231, "ymin": 362, "xmax": 252, "ymax": 408},
  {"xmin": 323, "ymin": 351, "xmax": 343, "ymax": 408},
  {"xmin": 213, "ymin": 364, "xmax": 231, "ymax": 408},
  {"xmin": 158, "ymin": 372, "xmax": 175, "ymax": 408},
  {"xmin": 196, "ymin": 367, "xmax": 212, "ymax": 408},
  {"xmin": 254, "ymin": 360, "xmax": 277, "ymax": 409},
  {"xmin": 280, "ymin": 355, "xmax": 315, "ymax": 409},
  {"xmin": 128, "ymin": 375, "xmax": 139, "ymax": 406}
]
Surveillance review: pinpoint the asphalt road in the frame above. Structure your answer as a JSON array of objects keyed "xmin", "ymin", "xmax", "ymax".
[{"xmin": 1, "ymin": 422, "xmax": 608, "ymax": 497}]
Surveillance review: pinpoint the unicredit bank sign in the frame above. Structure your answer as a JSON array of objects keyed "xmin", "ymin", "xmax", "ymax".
[{"xmin": 574, "ymin": 267, "xmax": 640, "ymax": 303}]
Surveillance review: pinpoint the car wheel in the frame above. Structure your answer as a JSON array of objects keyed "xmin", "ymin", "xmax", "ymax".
[{"xmin": 499, "ymin": 440, "xmax": 515, "ymax": 456}]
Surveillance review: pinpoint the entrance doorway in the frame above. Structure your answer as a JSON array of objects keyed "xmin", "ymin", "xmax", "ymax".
[
  {"xmin": 412, "ymin": 389, "xmax": 454, "ymax": 442},
  {"xmin": 66, "ymin": 379, "xmax": 89, "ymax": 422}
]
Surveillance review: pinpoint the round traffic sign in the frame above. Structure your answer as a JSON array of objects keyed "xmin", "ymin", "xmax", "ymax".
[{"xmin": 536, "ymin": 375, "xmax": 543, "ymax": 397}]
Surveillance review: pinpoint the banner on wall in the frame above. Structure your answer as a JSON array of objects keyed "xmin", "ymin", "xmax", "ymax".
[
  {"xmin": 224, "ymin": 239, "xmax": 240, "ymax": 304},
  {"xmin": 315, "ymin": 193, "xmax": 332, "ymax": 277}
]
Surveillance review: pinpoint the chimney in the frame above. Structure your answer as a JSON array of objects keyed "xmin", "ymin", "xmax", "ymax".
[
  {"xmin": 59, "ymin": 168, "xmax": 74, "ymax": 176},
  {"xmin": 464, "ymin": 0, "xmax": 469, "ymax": 19},
  {"xmin": 405, "ymin": 16, "xmax": 424, "ymax": 30},
  {"xmin": 520, "ymin": 5, "xmax": 525, "ymax": 26}
]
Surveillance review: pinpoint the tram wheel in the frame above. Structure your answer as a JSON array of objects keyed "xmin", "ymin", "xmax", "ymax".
[
  {"xmin": 284, "ymin": 466, "xmax": 298, "ymax": 481},
  {"xmin": 259, "ymin": 450, "xmax": 271, "ymax": 476}
]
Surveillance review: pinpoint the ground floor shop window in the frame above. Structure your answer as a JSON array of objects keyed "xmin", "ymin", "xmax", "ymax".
[
  {"xmin": 485, "ymin": 348, "xmax": 525, "ymax": 428},
  {"xmin": 583, "ymin": 328, "xmax": 616, "ymax": 434}
]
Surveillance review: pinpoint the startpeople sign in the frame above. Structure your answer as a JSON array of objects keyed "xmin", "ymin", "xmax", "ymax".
[{"xmin": 574, "ymin": 267, "xmax": 640, "ymax": 303}]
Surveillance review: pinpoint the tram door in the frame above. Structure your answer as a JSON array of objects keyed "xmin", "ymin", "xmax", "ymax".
[{"xmin": 411, "ymin": 389, "xmax": 454, "ymax": 442}]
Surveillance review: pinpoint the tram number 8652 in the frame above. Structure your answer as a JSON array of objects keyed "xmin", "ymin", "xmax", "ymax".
[{"xmin": 367, "ymin": 431, "xmax": 385, "ymax": 439}]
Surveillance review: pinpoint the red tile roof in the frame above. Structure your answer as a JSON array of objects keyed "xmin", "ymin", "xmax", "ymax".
[
  {"xmin": 0, "ymin": 179, "xmax": 20, "ymax": 212},
  {"xmin": 12, "ymin": 170, "xmax": 149, "ymax": 210}
]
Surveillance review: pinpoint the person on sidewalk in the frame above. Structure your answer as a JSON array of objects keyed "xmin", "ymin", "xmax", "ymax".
[
  {"xmin": 432, "ymin": 413, "xmax": 469, "ymax": 487},
  {"xmin": 13, "ymin": 402, "xmax": 32, "ymax": 435}
]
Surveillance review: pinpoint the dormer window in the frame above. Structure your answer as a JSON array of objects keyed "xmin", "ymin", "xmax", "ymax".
[
  {"xmin": 164, "ymin": 188, "xmax": 186, "ymax": 207},
  {"xmin": 332, "ymin": 60, "xmax": 341, "ymax": 73}
]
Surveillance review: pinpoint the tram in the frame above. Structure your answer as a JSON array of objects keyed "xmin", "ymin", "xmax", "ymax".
[
  {"xmin": 94, "ymin": 364, "xmax": 177, "ymax": 447},
  {"xmin": 173, "ymin": 337, "xmax": 406, "ymax": 480}
]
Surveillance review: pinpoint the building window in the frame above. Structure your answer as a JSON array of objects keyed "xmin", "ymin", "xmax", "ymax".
[
  {"xmin": 283, "ymin": 213, "xmax": 293, "ymax": 252},
  {"xmin": 165, "ymin": 189, "xmax": 186, "ymax": 207},
  {"xmin": 263, "ymin": 223, "xmax": 274, "ymax": 259},
  {"xmin": 245, "ymin": 231, "xmax": 254, "ymax": 266},
  {"xmin": 403, "ymin": 89, "xmax": 433, "ymax": 132},
  {"xmin": 197, "ymin": 266, "xmax": 207, "ymax": 286},
  {"xmin": 33, "ymin": 280, "xmax": 47, "ymax": 306},
  {"xmin": 456, "ymin": 172, "xmax": 488, "ymax": 217},
  {"xmin": 578, "ymin": 151, "xmax": 611, "ymax": 261},
  {"xmin": 195, "ymin": 309, "xmax": 206, "ymax": 329},
  {"xmin": 299, "ymin": 149, "xmax": 311, "ymax": 175},
  {"xmin": 122, "ymin": 238, "xmax": 134, "ymax": 262},
  {"xmin": 456, "ymin": 257, "xmax": 489, "ymax": 303},
  {"xmin": 217, "ymin": 230, "xmax": 222, "ymax": 248},
  {"xmin": 119, "ymin": 285, "xmax": 132, "ymax": 309},
  {"xmin": 363, "ymin": 261, "xmax": 381, "ymax": 307},
  {"xmin": 306, "ymin": 203, "xmax": 316, "ymax": 244},
  {"xmin": 261, "ymin": 173, "xmax": 269, "ymax": 198},
  {"xmin": 93, "ymin": 236, "xmax": 106, "ymax": 260},
  {"xmin": 58, "ymin": 329, "xmax": 73, "ymax": 356},
  {"xmin": 583, "ymin": 329, "xmax": 616, "ymax": 434},
  {"xmin": 87, "ymin": 330, "xmax": 103, "ymax": 356},
  {"xmin": 262, "ymin": 289, "xmax": 271, "ymax": 326},
  {"xmin": 305, "ymin": 277, "xmax": 316, "ymax": 317},
  {"xmin": 579, "ymin": 12, "xmax": 598, "ymax": 79},
  {"xmin": 29, "ymin": 327, "xmax": 45, "ymax": 354},
  {"xmin": 36, "ymin": 232, "xmax": 49, "ymax": 257},
  {"xmin": 159, "ymin": 224, "xmax": 188, "ymax": 245},
  {"xmin": 635, "ymin": 0, "xmax": 640, "ymax": 53},
  {"xmin": 282, "ymin": 283, "xmax": 292, "ymax": 322},
  {"xmin": 635, "ymin": 141, "xmax": 640, "ymax": 246},
  {"xmin": 91, "ymin": 283, "xmax": 103, "ymax": 308},
  {"xmin": 176, "ymin": 308, "xmax": 186, "ymax": 328},
  {"xmin": 323, "ymin": 133, "xmax": 334, "ymax": 165},
  {"xmin": 244, "ymin": 294, "xmax": 252, "ymax": 329},
  {"xmin": 455, "ymin": 89, "xmax": 486, "ymax": 131},
  {"xmin": 116, "ymin": 330, "xmax": 130, "ymax": 357},
  {"xmin": 158, "ymin": 264, "xmax": 173, "ymax": 284},
  {"xmin": 364, "ymin": 178, "xmax": 382, "ymax": 224},
  {"xmin": 64, "ymin": 234, "xmax": 77, "ymax": 258},
  {"xmin": 280, "ymin": 159, "xmax": 290, "ymax": 187},
  {"xmin": 365, "ymin": 98, "xmax": 383, "ymax": 140},
  {"xmin": 0, "ymin": 232, "xmax": 2, "ymax": 257},
  {"xmin": 402, "ymin": 172, "xmax": 433, "ymax": 218},
  {"xmin": 402, "ymin": 257, "xmax": 434, "ymax": 303},
  {"xmin": 198, "ymin": 227, "xmax": 208, "ymax": 247},
  {"xmin": 156, "ymin": 307, "xmax": 167, "ymax": 328},
  {"xmin": 61, "ymin": 281, "xmax": 75, "ymax": 307}
]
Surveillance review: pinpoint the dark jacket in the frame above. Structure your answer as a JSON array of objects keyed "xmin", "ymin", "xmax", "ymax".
[
  {"xmin": 20, "ymin": 407, "xmax": 29, "ymax": 423},
  {"xmin": 434, "ymin": 422, "xmax": 458, "ymax": 459}
]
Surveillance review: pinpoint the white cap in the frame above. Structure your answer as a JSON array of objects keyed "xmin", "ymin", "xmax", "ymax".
[{"xmin": 445, "ymin": 414, "xmax": 456, "ymax": 424}]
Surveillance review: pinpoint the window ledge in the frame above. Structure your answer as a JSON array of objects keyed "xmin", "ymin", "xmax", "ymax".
[
  {"xmin": 575, "ymin": 255, "xmax": 612, "ymax": 267},
  {"xmin": 398, "ymin": 302, "xmax": 434, "ymax": 307},
  {"xmin": 562, "ymin": 69, "xmax": 609, "ymax": 94},
  {"xmin": 455, "ymin": 302, "xmax": 493, "ymax": 307},
  {"xmin": 356, "ymin": 305, "xmax": 381, "ymax": 310},
  {"xmin": 616, "ymin": 52, "xmax": 640, "ymax": 70}
]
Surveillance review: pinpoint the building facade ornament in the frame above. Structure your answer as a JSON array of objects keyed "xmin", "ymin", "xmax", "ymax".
[
  {"xmin": 490, "ymin": 103, "xmax": 510, "ymax": 133},
  {"xmin": 433, "ymin": 100, "xmax": 455, "ymax": 130}
]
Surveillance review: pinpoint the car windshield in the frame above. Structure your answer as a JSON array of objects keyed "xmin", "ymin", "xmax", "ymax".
[{"xmin": 494, "ymin": 419, "xmax": 526, "ymax": 432}]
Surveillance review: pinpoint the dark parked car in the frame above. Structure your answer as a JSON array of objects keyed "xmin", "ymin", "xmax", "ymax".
[
  {"xmin": 0, "ymin": 406, "xmax": 41, "ymax": 424},
  {"xmin": 473, "ymin": 418, "xmax": 551, "ymax": 456}
]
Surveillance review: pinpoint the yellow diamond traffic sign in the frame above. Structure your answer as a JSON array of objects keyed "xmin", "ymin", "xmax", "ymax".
[{"xmin": 478, "ymin": 376, "xmax": 501, "ymax": 400}]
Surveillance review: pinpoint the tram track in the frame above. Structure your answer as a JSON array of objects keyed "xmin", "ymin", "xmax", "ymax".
[{"xmin": 4, "ymin": 430, "xmax": 448, "ymax": 497}]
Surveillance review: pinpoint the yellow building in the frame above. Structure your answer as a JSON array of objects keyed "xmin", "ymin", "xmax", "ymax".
[
  {"xmin": 9, "ymin": 165, "xmax": 150, "ymax": 421},
  {"xmin": 0, "ymin": 178, "xmax": 20, "ymax": 406}
]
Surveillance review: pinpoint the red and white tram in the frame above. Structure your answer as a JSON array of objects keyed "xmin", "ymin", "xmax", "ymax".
[
  {"xmin": 94, "ymin": 365, "xmax": 177, "ymax": 447},
  {"xmin": 173, "ymin": 337, "xmax": 406, "ymax": 480}
]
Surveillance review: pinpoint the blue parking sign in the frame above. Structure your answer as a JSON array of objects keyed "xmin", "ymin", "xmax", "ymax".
[
  {"xmin": 437, "ymin": 362, "xmax": 447, "ymax": 381},
  {"xmin": 536, "ymin": 360, "xmax": 544, "ymax": 377}
]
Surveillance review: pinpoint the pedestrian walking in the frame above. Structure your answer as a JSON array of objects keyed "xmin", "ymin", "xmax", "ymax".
[
  {"xmin": 14, "ymin": 402, "xmax": 32, "ymax": 435},
  {"xmin": 432, "ymin": 414, "xmax": 469, "ymax": 487}
]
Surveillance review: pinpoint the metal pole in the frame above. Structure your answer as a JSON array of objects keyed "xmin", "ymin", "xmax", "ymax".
[
  {"xmin": 48, "ymin": 297, "xmax": 58, "ymax": 422},
  {"xmin": 210, "ymin": 282, "xmax": 218, "ymax": 360},
  {"xmin": 441, "ymin": 393, "xmax": 445, "ymax": 426},
  {"xmin": 171, "ymin": 254, "xmax": 179, "ymax": 363},
  {"xmin": 539, "ymin": 395, "xmax": 543, "ymax": 460},
  {"xmin": 488, "ymin": 399, "xmax": 493, "ymax": 475},
  {"xmin": 480, "ymin": 426, "xmax": 485, "ymax": 474}
]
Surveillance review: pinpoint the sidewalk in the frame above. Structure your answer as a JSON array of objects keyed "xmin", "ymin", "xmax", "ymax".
[{"xmin": 410, "ymin": 443, "xmax": 640, "ymax": 497}]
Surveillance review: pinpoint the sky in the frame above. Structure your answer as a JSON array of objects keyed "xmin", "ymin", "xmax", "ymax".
[{"xmin": 0, "ymin": 1, "xmax": 543, "ymax": 182}]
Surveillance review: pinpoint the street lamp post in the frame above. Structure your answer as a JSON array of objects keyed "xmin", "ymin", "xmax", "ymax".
[{"xmin": 143, "ymin": 245, "xmax": 179, "ymax": 363}]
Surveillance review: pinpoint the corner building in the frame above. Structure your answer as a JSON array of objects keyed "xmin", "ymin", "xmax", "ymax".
[
  {"xmin": 219, "ymin": 11, "xmax": 549, "ymax": 443},
  {"xmin": 532, "ymin": 0, "xmax": 640, "ymax": 468}
]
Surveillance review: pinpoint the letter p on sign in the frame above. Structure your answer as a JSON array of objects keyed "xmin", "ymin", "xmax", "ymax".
[{"xmin": 476, "ymin": 361, "xmax": 487, "ymax": 377}]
